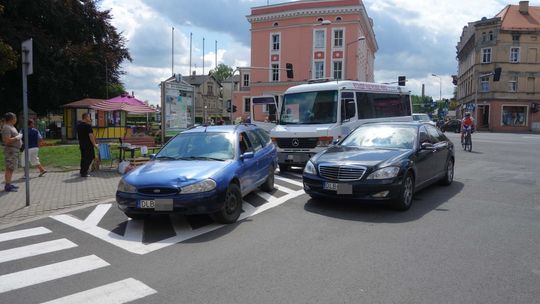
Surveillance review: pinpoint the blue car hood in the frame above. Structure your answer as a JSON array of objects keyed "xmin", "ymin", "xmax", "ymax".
[
  {"xmin": 123, "ymin": 160, "xmax": 230, "ymax": 187},
  {"xmin": 314, "ymin": 146, "xmax": 409, "ymax": 167}
]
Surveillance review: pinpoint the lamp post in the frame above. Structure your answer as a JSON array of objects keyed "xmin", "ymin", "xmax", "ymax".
[
  {"xmin": 431, "ymin": 73, "xmax": 442, "ymax": 102},
  {"xmin": 345, "ymin": 36, "xmax": 366, "ymax": 80}
]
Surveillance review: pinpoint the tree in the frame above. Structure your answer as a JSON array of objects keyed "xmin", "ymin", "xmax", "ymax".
[
  {"xmin": 0, "ymin": 5, "xmax": 17, "ymax": 76},
  {"xmin": 0, "ymin": 0, "xmax": 131, "ymax": 114},
  {"xmin": 209, "ymin": 63, "xmax": 233, "ymax": 82}
]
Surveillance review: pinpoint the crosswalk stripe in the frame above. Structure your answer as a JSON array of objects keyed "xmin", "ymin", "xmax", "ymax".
[
  {"xmin": 0, "ymin": 227, "xmax": 51, "ymax": 243},
  {"xmin": 0, "ymin": 239, "xmax": 77, "ymax": 264},
  {"xmin": 40, "ymin": 278, "xmax": 156, "ymax": 304},
  {"xmin": 84, "ymin": 204, "xmax": 112, "ymax": 227},
  {"xmin": 254, "ymin": 190, "xmax": 273, "ymax": 201},
  {"xmin": 275, "ymin": 175, "xmax": 304, "ymax": 187},
  {"xmin": 0, "ymin": 254, "xmax": 110, "ymax": 294},
  {"xmin": 274, "ymin": 184, "xmax": 294, "ymax": 194}
]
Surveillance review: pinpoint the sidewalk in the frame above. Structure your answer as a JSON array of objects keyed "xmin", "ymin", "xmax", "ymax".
[{"xmin": 0, "ymin": 169, "xmax": 122, "ymax": 228}]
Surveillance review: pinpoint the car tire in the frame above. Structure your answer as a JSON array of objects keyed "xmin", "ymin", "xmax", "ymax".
[
  {"xmin": 260, "ymin": 166, "xmax": 275, "ymax": 192},
  {"xmin": 393, "ymin": 173, "xmax": 414, "ymax": 211},
  {"xmin": 124, "ymin": 212, "xmax": 149, "ymax": 220},
  {"xmin": 439, "ymin": 158, "xmax": 454, "ymax": 186},
  {"xmin": 279, "ymin": 164, "xmax": 289, "ymax": 172},
  {"xmin": 211, "ymin": 183, "xmax": 242, "ymax": 224}
]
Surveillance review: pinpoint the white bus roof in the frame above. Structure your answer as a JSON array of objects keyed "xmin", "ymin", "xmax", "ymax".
[{"xmin": 284, "ymin": 80, "xmax": 408, "ymax": 95}]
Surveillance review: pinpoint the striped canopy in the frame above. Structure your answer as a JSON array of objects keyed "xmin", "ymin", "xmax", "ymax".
[{"xmin": 90, "ymin": 93, "xmax": 157, "ymax": 114}]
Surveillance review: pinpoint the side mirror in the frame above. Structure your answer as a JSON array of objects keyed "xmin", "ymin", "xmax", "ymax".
[
  {"xmin": 241, "ymin": 151, "xmax": 254, "ymax": 160},
  {"xmin": 332, "ymin": 139, "xmax": 340, "ymax": 145},
  {"xmin": 421, "ymin": 142, "xmax": 434, "ymax": 150},
  {"xmin": 149, "ymin": 154, "xmax": 156, "ymax": 160}
]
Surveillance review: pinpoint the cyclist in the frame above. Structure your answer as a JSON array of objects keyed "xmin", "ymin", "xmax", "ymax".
[{"xmin": 461, "ymin": 112, "xmax": 475, "ymax": 144}]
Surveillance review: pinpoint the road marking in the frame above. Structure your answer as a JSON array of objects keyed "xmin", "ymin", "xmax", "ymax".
[
  {"xmin": 274, "ymin": 184, "xmax": 294, "ymax": 194},
  {"xmin": 40, "ymin": 278, "xmax": 156, "ymax": 304},
  {"xmin": 0, "ymin": 238, "xmax": 77, "ymax": 264},
  {"xmin": 0, "ymin": 227, "xmax": 51, "ymax": 243},
  {"xmin": 0, "ymin": 255, "xmax": 109, "ymax": 294},
  {"xmin": 51, "ymin": 184, "xmax": 305, "ymax": 254},
  {"xmin": 275, "ymin": 175, "xmax": 303, "ymax": 187}
]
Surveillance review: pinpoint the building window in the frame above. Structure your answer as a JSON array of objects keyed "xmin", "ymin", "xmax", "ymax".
[
  {"xmin": 502, "ymin": 106, "xmax": 527, "ymax": 126},
  {"xmin": 510, "ymin": 47, "xmax": 520, "ymax": 63},
  {"xmin": 271, "ymin": 63, "xmax": 279, "ymax": 81},
  {"xmin": 207, "ymin": 83, "xmax": 213, "ymax": 96},
  {"xmin": 336, "ymin": 16, "xmax": 342, "ymax": 21},
  {"xmin": 271, "ymin": 33, "xmax": 280, "ymax": 51},
  {"xmin": 314, "ymin": 30, "xmax": 325, "ymax": 49},
  {"xmin": 508, "ymin": 77, "xmax": 518, "ymax": 92},
  {"xmin": 314, "ymin": 61, "xmax": 324, "ymax": 79},
  {"xmin": 481, "ymin": 48, "xmax": 491, "ymax": 63},
  {"xmin": 481, "ymin": 32, "xmax": 486, "ymax": 42},
  {"xmin": 333, "ymin": 61, "xmax": 343, "ymax": 80},
  {"xmin": 512, "ymin": 33, "xmax": 520, "ymax": 42},
  {"xmin": 244, "ymin": 97, "xmax": 251, "ymax": 113},
  {"xmin": 333, "ymin": 29, "xmax": 343, "ymax": 48},
  {"xmin": 273, "ymin": 22, "xmax": 279, "ymax": 27},
  {"xmin": 480, "ymin": 76, "xmax": 489, "ymax": 92},
  {"xmin": 488, "ymin": 31, "xmax": 494, "ymax": 41},
  {"xmin": 242, "ymin": 73, "xmax": 250, "ymax": 87},
  {"xmin": 527, "ymin": 77, "xmax": 535, "ymax": 92}
]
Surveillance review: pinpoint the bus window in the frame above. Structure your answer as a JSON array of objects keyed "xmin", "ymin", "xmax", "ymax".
[
  {"xmin": 280, "ymin": 90, "xmax": 337, "ymax": 124},
  {"xmin": 341, "ymin": 92, "xmax": 356, "ymax": 122},
  {"xmin": 356, "ymin": 92, "xmax": 411, "ymax": 119}
]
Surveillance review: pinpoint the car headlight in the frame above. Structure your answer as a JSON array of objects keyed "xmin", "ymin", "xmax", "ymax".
[
  {"xmin": 180, "ymin": 179, "xmax": 216, "ymax": 194},
  {"xmin": 367, "ymin": 166, "xmax": 400, "ymax": 180},
  {"xmin": 303, "ymin": 160, "xmax": 317, "ymax": 175},
  {"xmin": 117, "ymin": 179, "xmax": 137, "ymax": 193}
]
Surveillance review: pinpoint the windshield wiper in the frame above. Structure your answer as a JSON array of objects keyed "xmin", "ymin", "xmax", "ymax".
[
  {"xmin": 177, "ymin": 156, "xmax": 225, "ymax": 161},
  {"xmin": 155, "ymin": 156, "xmax": 176, "ymax": 160}
]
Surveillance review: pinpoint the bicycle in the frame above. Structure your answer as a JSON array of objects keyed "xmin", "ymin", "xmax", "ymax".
[{"xmin": 462, "ymin": 127, "xmax": 472, "ymax": 152}]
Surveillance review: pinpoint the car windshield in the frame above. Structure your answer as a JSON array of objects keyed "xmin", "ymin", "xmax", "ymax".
[
  {"xmin": 340, "ymin": 125, "xmax": 417, "ymax": 149},
  {"xmin": 279, "ymin": 90, "xmax": 338, "ymax": 125},
  {"xmin": 413, "ymin": 114, "xmax": 430, "ymax": 121},
  {"xmin": 155, "ymin": 132, "xmax": 235, "ymax": 161}
]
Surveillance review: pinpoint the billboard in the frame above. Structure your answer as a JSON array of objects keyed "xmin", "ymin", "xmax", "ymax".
[{"xmin": 161, "ymin": 77, "xmax": 195, "ymax": 139}]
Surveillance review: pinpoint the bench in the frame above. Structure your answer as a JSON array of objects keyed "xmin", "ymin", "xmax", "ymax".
[{"xmin": 119, "ymin": 135, "xmax": 161, "ymax": 160}]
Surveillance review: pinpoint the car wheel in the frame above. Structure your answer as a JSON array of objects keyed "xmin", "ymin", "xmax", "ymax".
[
  {"xmin": 279, "ymin": 164, "xmax": 289, "ymax": 172},
  {"xmin": 260, "ymin": 166, "xmax": 275, "ymax": 192},
  {"xmin": 211, "ymin": 183, "xmax": 242, "ymax": 224},
  {"xmin": 439, "ymin": 158, "xmax": 454, "ymax": 186},
  {"xmin": 124, "ymin": 212, "xmax": 149, "ymax": 220},
  {"xmin": 393, "ymin": 173, "xmax": 414, "ymax": 211}
]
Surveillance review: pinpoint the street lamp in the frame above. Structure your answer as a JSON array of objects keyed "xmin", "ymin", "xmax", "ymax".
[
  {"xmin": 431, "ymin": 73, "xmax": 442, "ymax": 102},
  {"xmin": 345, "ymin": 36, "xmax": 366, "ymax": 80}
]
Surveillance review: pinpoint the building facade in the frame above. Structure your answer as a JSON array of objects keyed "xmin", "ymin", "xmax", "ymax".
[
  {"xmin": 456, "ymin": 1, "xmax": 540, "ymax": 132},
  {"xmin": 182, "ymin": 73, "xmax": 224, "ymax": 123},
  {"xmin": 231, "ymin": 0, "xmax": 377, "ymax": 122}
]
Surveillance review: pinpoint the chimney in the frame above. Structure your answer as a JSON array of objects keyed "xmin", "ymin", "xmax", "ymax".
[{"xmin": 519, "ymin": 1, "xmax": 529, "ymax": 15}]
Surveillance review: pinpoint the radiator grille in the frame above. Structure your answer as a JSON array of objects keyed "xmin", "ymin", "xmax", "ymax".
[{"xmin": 319, "ymin": 165, "xmax": 366, "ymax": 181}]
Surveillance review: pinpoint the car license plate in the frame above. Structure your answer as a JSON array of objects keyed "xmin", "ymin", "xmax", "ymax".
[
  {"xmin": 138, "ymin": 200, "xmax": 155, "ymax": 208},
  {"xmin": 323, "ymin": 182, "xmax": 352, "ymax": 194}
]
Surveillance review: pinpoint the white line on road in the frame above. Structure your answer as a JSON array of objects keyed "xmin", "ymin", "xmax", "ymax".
[
  {"xmin": 275, "ymin": 175, "xmax": 304, "ymax": 187},
  {"xmin": 0, "ymin": 238, "xmax": 77, "ymax": 264},
  {"xmin": 0, "ymin": 227, "xmax": 51, "ymax": 243},
  {"xmin": 83, "ymin": 203, "xmax": 112, "ymax": 227},
  {"xmin": 123, "ymin": 219, "xmax": 144, "ymax": 243},
  {"xmin": 0, "ymin": 255, "xmax": 110, "ymax": 294},
  {"xmin": 40, "ymin": 278, "xmax": 157, "ymax": 304}
]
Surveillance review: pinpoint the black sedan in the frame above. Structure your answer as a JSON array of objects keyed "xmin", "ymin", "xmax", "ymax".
[
  {"xmin": 302, "ymin": 122, "xmax": 454, "ymax": 210},
  {"xmin": 441, "ymin": 119, "xmax": 461, "ymax": 133}
]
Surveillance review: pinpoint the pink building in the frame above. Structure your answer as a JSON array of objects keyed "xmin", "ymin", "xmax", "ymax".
[{"xmin": 232, "ymin": 0, "xmax": 377, "ymax": 122}]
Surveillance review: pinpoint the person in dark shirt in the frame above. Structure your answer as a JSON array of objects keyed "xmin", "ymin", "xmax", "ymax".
[
  {"xmin": 77, "ymin": 113, "xmax": 98, "ymax": 177},
  {"xmin": 23, "ymin": 119, "xmax": 47, "ymax": 176}
]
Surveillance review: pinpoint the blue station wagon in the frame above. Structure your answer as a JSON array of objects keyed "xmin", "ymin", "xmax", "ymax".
[{"xmin": 116, "ymin": 124, "xmax": 277, "ymax": 223}]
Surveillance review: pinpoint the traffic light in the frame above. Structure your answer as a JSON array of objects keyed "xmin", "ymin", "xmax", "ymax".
[
  {"xmin": 398, "ymin": 76, "xmax": 406, "ymax": 86},
  {"xmin": 286, "ymin": 63, "xmax": 294, "ymax": 79},
  {"xmin": 493, "ymin": 67, "xmax": 502, "ymax": 81}
]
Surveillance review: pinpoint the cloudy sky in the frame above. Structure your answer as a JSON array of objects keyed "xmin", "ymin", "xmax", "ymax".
[{"xmin": 99, "ymin": 0, "xmax": 537, "ymax": 105}]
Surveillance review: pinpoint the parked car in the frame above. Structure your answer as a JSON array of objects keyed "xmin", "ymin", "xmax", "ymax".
[
  {"xmin": 302, "ymin": 122, "xmax": 454, "ymax": 210},
  {"xmin": 441, "ymin": 119, "xmax": 461, "ymax": 133},
  {"xmin": 412, "ymin": 113, "xmax": 436, "ymax": 126},
  {"xmin": 116, "ymin": 124, "xmax": 277, "ymax": 223}
]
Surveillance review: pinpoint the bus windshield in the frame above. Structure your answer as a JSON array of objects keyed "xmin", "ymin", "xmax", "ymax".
[{"xmin": 279, "ymin": 90, "xmax": 338, "ymax": 125}]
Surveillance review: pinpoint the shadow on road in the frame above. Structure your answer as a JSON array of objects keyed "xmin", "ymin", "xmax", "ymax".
[{"xmin": 303, "ymin": 181, "xmax": 464, "ymax": 223}]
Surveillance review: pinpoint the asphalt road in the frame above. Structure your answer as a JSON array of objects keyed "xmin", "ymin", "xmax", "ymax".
[{"xmin": 0, "ymin": 131, "xmax": 539, "ymax": 303}]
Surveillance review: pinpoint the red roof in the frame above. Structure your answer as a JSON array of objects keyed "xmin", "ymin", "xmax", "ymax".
[{"xmin": 496, "ymin": 4, "xmax": 540, "ymax": 30}]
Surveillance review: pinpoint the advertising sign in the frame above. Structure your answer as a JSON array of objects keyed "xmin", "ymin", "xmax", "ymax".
[{"xmin": 161, "ymin": 78, "xmax": 195, "ymax": 139}]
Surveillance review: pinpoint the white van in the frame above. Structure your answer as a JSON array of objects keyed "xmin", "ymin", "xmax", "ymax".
[{"xmin": 270, "ymin": 80, "xmax": 412, "ymax": 171}]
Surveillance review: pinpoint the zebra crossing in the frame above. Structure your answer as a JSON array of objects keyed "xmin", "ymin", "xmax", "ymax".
[
  {"xmin": 0, "ymin": 227, "xmax": 156, "ymax": 303},
  {"xmin": 51, "ymin": 173, "xmax": 306, "ymax": 255}
]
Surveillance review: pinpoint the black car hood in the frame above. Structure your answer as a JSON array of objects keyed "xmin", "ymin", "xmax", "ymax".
[{"xmin": 313, "ymin": 146, "xmax": 410, "ymax": 167}]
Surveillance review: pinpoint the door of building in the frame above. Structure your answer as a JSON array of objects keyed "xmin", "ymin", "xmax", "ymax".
[{"xmin": 478, "ymin": 105, "xmax": 490, "ymax": 129}]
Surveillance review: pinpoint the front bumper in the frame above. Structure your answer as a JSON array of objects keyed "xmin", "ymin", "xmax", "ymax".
[
  {"xmin": 302, "ymin": 174, "xmax": 404, "ymax": 201},
  {"xmin": 278, "ymin": 152, "xmax": 316, "ymax": 167},
  {"xmin": 116, "ymin": 189, "xmax": 226, "ymax": 215}
]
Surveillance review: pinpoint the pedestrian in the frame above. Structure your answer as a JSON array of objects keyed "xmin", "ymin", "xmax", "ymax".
[
  {"xmin": 1, "ymin": 112, "xmax": 22, "ymax": 192},
  {"xmin": 23, "ymin": 119, "xmax": 47, "ymax": 176},
  {"xmin": 77, "ymin": 113, "xmax": 98, "ymax": 177}
]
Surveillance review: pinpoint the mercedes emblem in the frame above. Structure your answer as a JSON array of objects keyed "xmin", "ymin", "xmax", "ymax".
[{"xmin": 292, "ymin": 138, "xmax": 300, "ymax": 147}]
